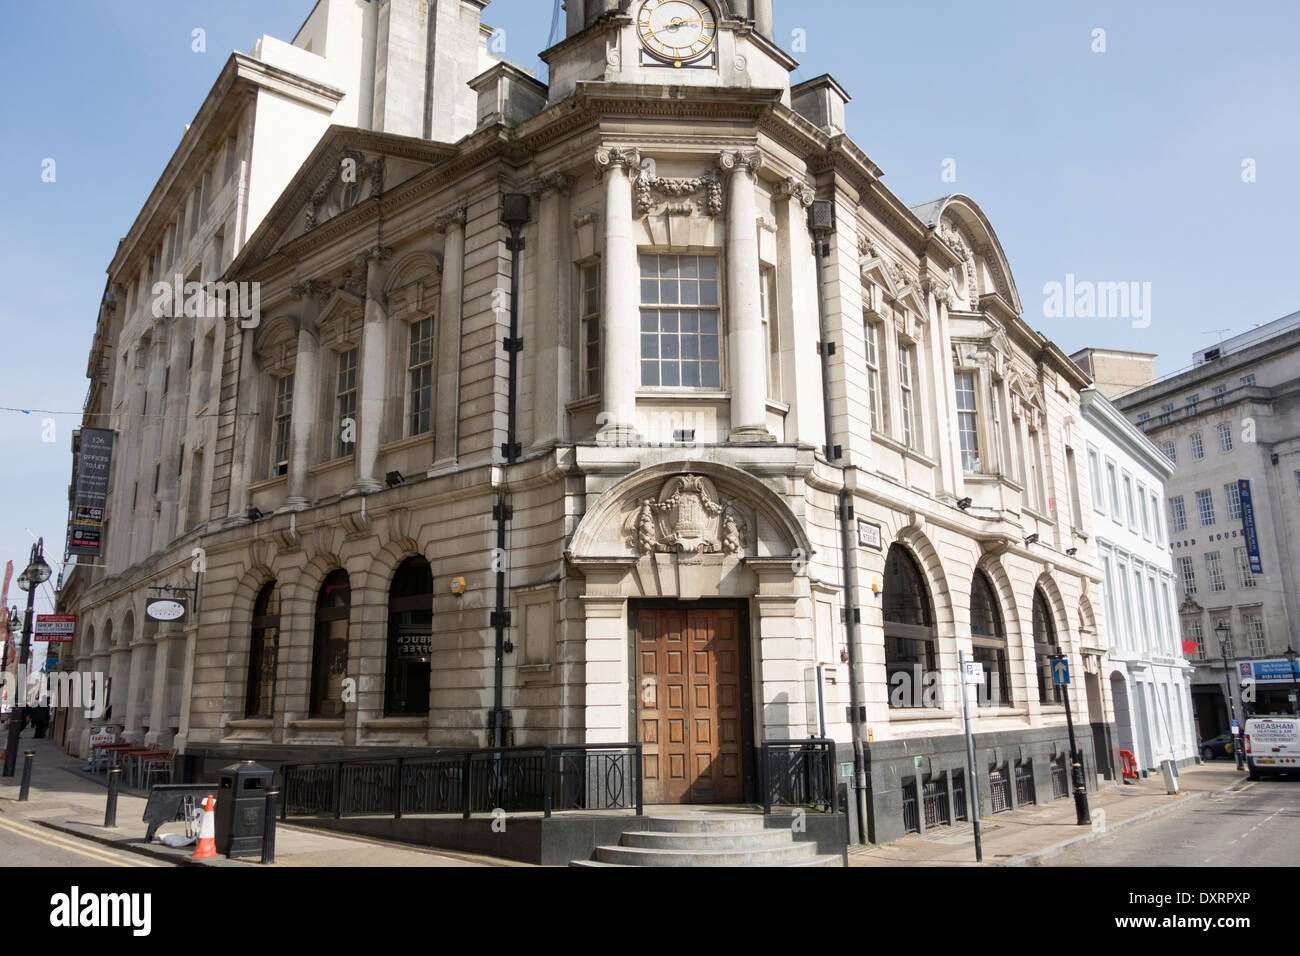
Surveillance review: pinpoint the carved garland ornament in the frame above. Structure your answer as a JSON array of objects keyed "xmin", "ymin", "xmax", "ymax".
[{"xmin": 631, "ymin": 475, "xmax": 747, "ymax": 556}]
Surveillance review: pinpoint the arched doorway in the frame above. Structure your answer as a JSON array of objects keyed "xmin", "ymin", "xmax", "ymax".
[
  {"xmin": 1110, "ymin": 672, "xmax": 1135, "ymax": 764},
  {"xmin": 970, "ymin": 571, "xmax": 1010, "ymax": 707},
  {"xmin": 1032, "ymin": 589, "xmax": 1063, "ymax": 705},
  {"xmin": 309, "ymin": 570, "xmax": 351, "ymax": 718},
  {"xmin": 386, "ymin": 557, "xmax": 433, "ymax": 716}
]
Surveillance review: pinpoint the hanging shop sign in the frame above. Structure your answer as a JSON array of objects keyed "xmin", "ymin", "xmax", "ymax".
[{"xmin": 68, "ymin": 427, "xmax": 115, "ymax": 557}]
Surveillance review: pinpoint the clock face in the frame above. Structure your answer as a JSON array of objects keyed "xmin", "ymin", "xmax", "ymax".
[{"xmin": 637, "ymin": 0, "xmax": 717, "ymax": 65}]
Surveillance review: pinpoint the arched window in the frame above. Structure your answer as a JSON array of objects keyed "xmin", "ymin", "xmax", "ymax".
[
  {"xmin": 386, "ymin": 557, "xmax": 433, "ymax": 715},
  {"xmin": 310, "ymin": 570, "xmax": 351, "ymax": 718},
  {"xmin": 970, "ymin": 572, "xmax": 1011, "ymax": 706},
  {"xmin": 245, "ymin": 581, "xmax": 280, "ymax": 718},
  {"xmin": 884, "ymin": 544, "xmax": 937, "ymax": 709},
  {"xmin": 1033, "ymin": 588, "xmax": 1063, "ymax": 705}
]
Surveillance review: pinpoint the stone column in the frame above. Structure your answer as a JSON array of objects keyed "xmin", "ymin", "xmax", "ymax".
[
  {"xmin": 228, "ymin": 328, "xmax": 260, "ymax": 522},
  {"xmin": 432, "ymin": 208, "xmax": 466, "ymax": 472},
  {"xmin": 144, "ymin": 329, "xmax": 170, "ymax": 552},
  {"xmin": 283, "ymin": 319, "xmax": 319, "ymax": 511},
  {"xmin": 775, "ymin": 178, "xmax": 822, "ymax": 448},
  {"xmin": 720, "ymin": 149, "xmax": 774, "ymax": 442},
  {"xmin": 594, "ymin": 146, "xmax": 641, "ymax": 442},
  {"xmin": 349, "ymin": 245, "xmax": 393, "ymax": 495},
  {"xmin": 145, "ymin": 627, "xmax": 174, "ymax": 747},
  {"xmin": 531, "ymin": 174, "xmax": 574, "ymax": 448}
]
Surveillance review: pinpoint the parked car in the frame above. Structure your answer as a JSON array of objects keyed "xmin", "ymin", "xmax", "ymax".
[{"xmin": 1200, "ymin": 732, "xmax": 1236, "ymax": 760}]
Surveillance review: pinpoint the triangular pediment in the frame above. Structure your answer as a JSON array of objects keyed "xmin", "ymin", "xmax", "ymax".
[{"xmin": 228, "ymin": 125, "xmax": 459, "ymax": 279}]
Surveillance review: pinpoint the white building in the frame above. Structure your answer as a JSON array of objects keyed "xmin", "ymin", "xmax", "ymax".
[{"xmin": 1080, "ymin": 389, "xmax": 1196, "ymax": 770}]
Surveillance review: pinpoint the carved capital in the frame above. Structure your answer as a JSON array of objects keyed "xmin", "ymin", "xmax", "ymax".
[
  {"xmin": 354, "ymin": 244, "xmax": 394, "ymax": 268},
  {"xmin": 290, "ymin": 279, "xmax": 335, "ymax": 306},
  {"xmin": 594, "ymin": 145, "xmax": 642, "ymax": 175},
  {"xmin": 433, "ymin": 206, "xmax": 467, "ymax": 233},
  {"xmin": 526, "ymin": 171, "xmax": 576, "ymax": 198},
  {"xmin": 718, "ymin": 148, "xmax": 762, "ymax": 176},
  {"xmin": 777, "ymin": 176, "xmax": 814, "ymax": 207}
]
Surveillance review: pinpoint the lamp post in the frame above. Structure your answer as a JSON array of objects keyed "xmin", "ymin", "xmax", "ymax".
[
  {"xmin": 2, "ymin": 540, "xmax": 50, "ymax": 777},
  {"xmin": 1285, "ymin": 645, "xmax": 1298, "ymax": 716},
  {"xmin": 1215, "ymin": 621, "xmax": 1244, "ymax": 772}
]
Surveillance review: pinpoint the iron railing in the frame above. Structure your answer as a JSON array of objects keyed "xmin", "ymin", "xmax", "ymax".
[
  {"xmin": 282, "ymin": 744, "xmax": 642, "ymax": 821},
  {"xmin": 901, "ymin": 778, "xmax": 920, "ymax": 833},
  {"xmin": 922, "ymin": 775, "xmax": 950, "ymax": 828},
  {"xmin": 1050, "ymin": 756, "xmax": 1069, "ymax": 799},
  {"xmin": 1014, "ymin": 761, "xmax": 1035, "ymax": 807},
  {"xmin": 988, "ymin": 766, "xmax": 1011, "ymax": 814},
  {"xmin": 759, "ymin": 739, "xmax": 837, "ymax": 813},
  {"xmin": 952, "ymin": 770, "xmax": 968, "ymax": 821}
]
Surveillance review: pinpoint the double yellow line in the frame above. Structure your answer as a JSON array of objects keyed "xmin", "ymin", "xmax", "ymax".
[{"xmin": 0, "ymin": 815, "xmax": 163, "ymax": 867}]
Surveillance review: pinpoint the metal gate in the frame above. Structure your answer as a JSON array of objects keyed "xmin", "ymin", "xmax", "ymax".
[
  {"xmin": 902, "ymin": 778, "xmax": 920, "ymax": 833},
  {"xmin": 1014, "ymin": 761, "xmax": 1035, "ymax": 806},
  {"xmin": 988, "ymin": 766, "xmax": 1011, "ymax": 813},
  {"xmin": 922, "ymin": 775, "xmax": 950, "ymax": 828}
]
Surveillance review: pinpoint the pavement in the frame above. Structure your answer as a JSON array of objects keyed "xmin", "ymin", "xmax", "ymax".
[
  {"xmin": 848, "ymin": 762, "xmax": 1248, "ymax": 867},
  {"xmin": 0, "ymin": 733, "xmax": 522, "ymax": 867}
]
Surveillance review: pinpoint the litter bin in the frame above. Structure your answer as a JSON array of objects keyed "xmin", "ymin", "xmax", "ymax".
[{"xmin": 215, "ymin": 760, "xmax": 273, "ymax": 858}]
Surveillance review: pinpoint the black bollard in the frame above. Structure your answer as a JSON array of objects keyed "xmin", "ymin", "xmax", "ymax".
[
  {"xmin": 18, "ymin": 751, "xmax": 35, "ymax": 801},
  {"xmin": 105, "ymin": 766, "xmax": 121, "ymax": 828},
  {"xmin": 262, "ymin": 788, "xmax": 279, "ymax": 864}
]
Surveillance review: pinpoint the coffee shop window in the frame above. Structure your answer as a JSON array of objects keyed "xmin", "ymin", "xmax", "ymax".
[{"xmin": 386, "ymin": 556, "xmax": 433, "ymax": 715}]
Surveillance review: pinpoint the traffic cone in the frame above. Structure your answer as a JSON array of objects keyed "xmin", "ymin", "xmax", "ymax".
[{"xmin": 191, "ymin": 794, "xmax": 218, "ymax": 859}]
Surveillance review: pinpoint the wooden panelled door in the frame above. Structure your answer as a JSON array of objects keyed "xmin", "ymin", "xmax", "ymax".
[{"xmin": 636, "ymin": 606, "xmax": 743, "ymax": 804}]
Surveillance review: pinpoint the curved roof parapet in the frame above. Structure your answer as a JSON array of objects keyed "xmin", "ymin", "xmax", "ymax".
[{"xmin": 909, "ymin": 193, "xmax": 1022, "ymax": 315}]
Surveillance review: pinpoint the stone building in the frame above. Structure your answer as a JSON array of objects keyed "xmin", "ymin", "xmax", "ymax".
[
  {"xmin": 61, "ymin": 0, "xmax": 1111, "ymax": 844},
  {"xmin": 1082, "ymin": 313, "xmax": 1300, "ymax": 737},
  {"xmin": 1079, "ymin": 389, "xmax": 1196, "ymax": 772}
]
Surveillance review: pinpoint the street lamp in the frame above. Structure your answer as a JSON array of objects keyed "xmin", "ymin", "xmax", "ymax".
[
  {"xmin": 1285, "ymin": 645, "xmax": 1299, "ymax": 716},
  {"xmin": 1215, "ymin": 620, "xmax": 1245, "ymax": 772},
  {"xmin": 2, "ymin": 539, "xmax": 50, "ymax": 776}
]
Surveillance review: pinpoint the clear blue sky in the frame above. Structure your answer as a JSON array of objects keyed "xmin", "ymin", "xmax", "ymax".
[{"xmin": 1, "ymin": 0, "xmax": 1297, "ymax": 620}]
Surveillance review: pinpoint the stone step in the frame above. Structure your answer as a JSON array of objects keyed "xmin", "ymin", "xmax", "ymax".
[
  {"xmin": 572, "ymin": 853, "xmax": 843, "ymax": 867},
  {"xmin": 621, "ymin": 829, "xmax": 795, "ymax": 851},
  {"xmin": 594, "ymin": 841, "xmax": 820, "ymax": 867},
  {"xmin": 641, "ymin": 814, "xmax": 768, "ymax": 834}
]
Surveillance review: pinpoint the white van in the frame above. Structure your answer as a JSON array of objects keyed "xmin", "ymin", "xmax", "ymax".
[{"xmin": 1244, "ymin": 716, "xmax": 1300, "ymax": 779}]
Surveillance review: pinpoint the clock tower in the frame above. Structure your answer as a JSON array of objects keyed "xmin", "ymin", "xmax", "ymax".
[{"xmin": 544, "ymin": 0, "xmax": 795, "ymax": 105}]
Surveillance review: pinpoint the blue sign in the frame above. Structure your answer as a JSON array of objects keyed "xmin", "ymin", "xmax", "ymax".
[
  {"xmin": 1238, "ymin": 480, "xmax": 1263, "ymax": 574},
  {"xmin": 1240, "ymin": 659, "xmax": 1300, "ymax": 684},
  {"xmin": 1052, "ymin": 657, "xmax": 1071, "ymax": 686}
]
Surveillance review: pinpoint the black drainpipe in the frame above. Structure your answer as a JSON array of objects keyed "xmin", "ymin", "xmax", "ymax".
[
  {"xmin": 809, "ymin": 198, "xmax": 870, "ymax": 841},
  {"xmin": 490, "ymin": 193, "xmax": 530, "ymax": 747}
]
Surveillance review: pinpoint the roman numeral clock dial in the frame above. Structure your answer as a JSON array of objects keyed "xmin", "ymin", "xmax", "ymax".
[{"xmin": 637, "ymin": 0, "xmax": 718, "ymax": 68}]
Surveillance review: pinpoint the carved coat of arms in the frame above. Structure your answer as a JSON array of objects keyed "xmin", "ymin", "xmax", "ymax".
[{"xmin": 630, "ymin": 475, "xmax": 746, "ymax": 556}]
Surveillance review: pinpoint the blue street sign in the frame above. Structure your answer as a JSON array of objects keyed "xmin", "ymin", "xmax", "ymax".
[{"xmin": 1052, "ymin": 657, "xmax": 1071, "ymax": 686}]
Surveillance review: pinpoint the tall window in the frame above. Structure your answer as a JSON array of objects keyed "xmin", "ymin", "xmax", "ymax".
[
  {"xmin": 1150, "ymin": 490, "xmax": 1163, "ymax": 541},
  {"xmin": 386, "ymin": 557, "xmax": 433, "ymax": 715},
  {"xmin": 1244, "ymin": 614, "xmax": 1267, "ymax": 656},
  {"xmin": 955, "ymin": 371, "xmax": 980, "ymax": 471},
  {"xmin": 1196, "ymin": 489, "xmax": 1215, "ymax": 526},
  {"xmin": 1234, "ymin": 547, "xmax": 1256, "ymax": 589},
  {"xmin": 1212, "ymin": 384, "xmax": 1227, "ymax": 407},
  {"xmin": 760, "ymin": 265, "xmax": 780, "ymax": 401},
  {"xmin": 884, "ymin": 545, "xmax": 937, "ymax": 709},
  {"xmin": 335, "ymin": 348, "xmax": 357, "ymax": 459},
  {"xmin": 1240, "ymin": 373, "xmax": 1256, "ymax": 387},
  {"xmin": 1178, "ymin": 555, "xmax": 1196, "ymax": 595},
  {"xmin": 580, "ymin": 263, "xmax": 601, "ymax": 396},
  {"xmin": 1186, "ymin": 393, "xmax": 1199, "ymax": 416},
  {"xmin": 310, "ymin": 570, "xmax": 351, "ymax": 718},
  {"xmin": 1170, "ymin": 496, "xmax": 1187, "ymax": 533},
  {"xmin": 1217, "ymin": 422, "xmax": 1233, "ymax": 453},
  {"xmin": 1160, "ymin": 403, "xmax": 1173, "ymax": 425},
  {"xmin": 864, "ymin": 318, "xmax": 883, "ymax": 433},
  {"xmin": 898, "ymin": 342, "xmax": 917, "ymax": 449},
  {"xmin": 1162, "ymin": 440, "xmax": 1176, "ymax": 463},
  {"xmin": 1205, "ymin": 551, "xmax": 1226, "ymax": 592},
  {"xmin": 1033, "ymin": 589, "xmax": 1063, "ymax": 705},
  {"xmin": 408, "ymin": 316, "xmax": 434, "ymax": 435},
  {"xmin": 1123, "ymin": 474, "xmax": 1137, "ymax": 530},
  {"xmin": 1137, "ymin": 482, "xmax": 1150, "ymax": 538},
  {"xmin": 1186, "ymin": 619, "xmax": 1205, "ymax": 660},
  {"xmin": 245, "ymin": 582, "xmax": 279, "ymax": 718},
  {"xmin": 1224, "ymin": 482, "xmax": 1242, "ymax": 521},
  {"xmin": 1106, "ymin": 461, "xmax": 1121, "ymax": 520},
  {"xmin": 1088, "ymin": 448, "xmax": 1104, "ymax": 514},
  {"xmin": 271, "ymin": 374, "xmax": 293, "ymax": 478},
  {"xmin": 1191, "ymin": 432, "xmax": 1204, "ymax": 460},
  {"xmin": 970, "ymin": 572, "xmax": 1011, "ymax": 706},
  {"xmin": 640, "ymin": 253, "xmax": 720, "ymax": 387}
]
